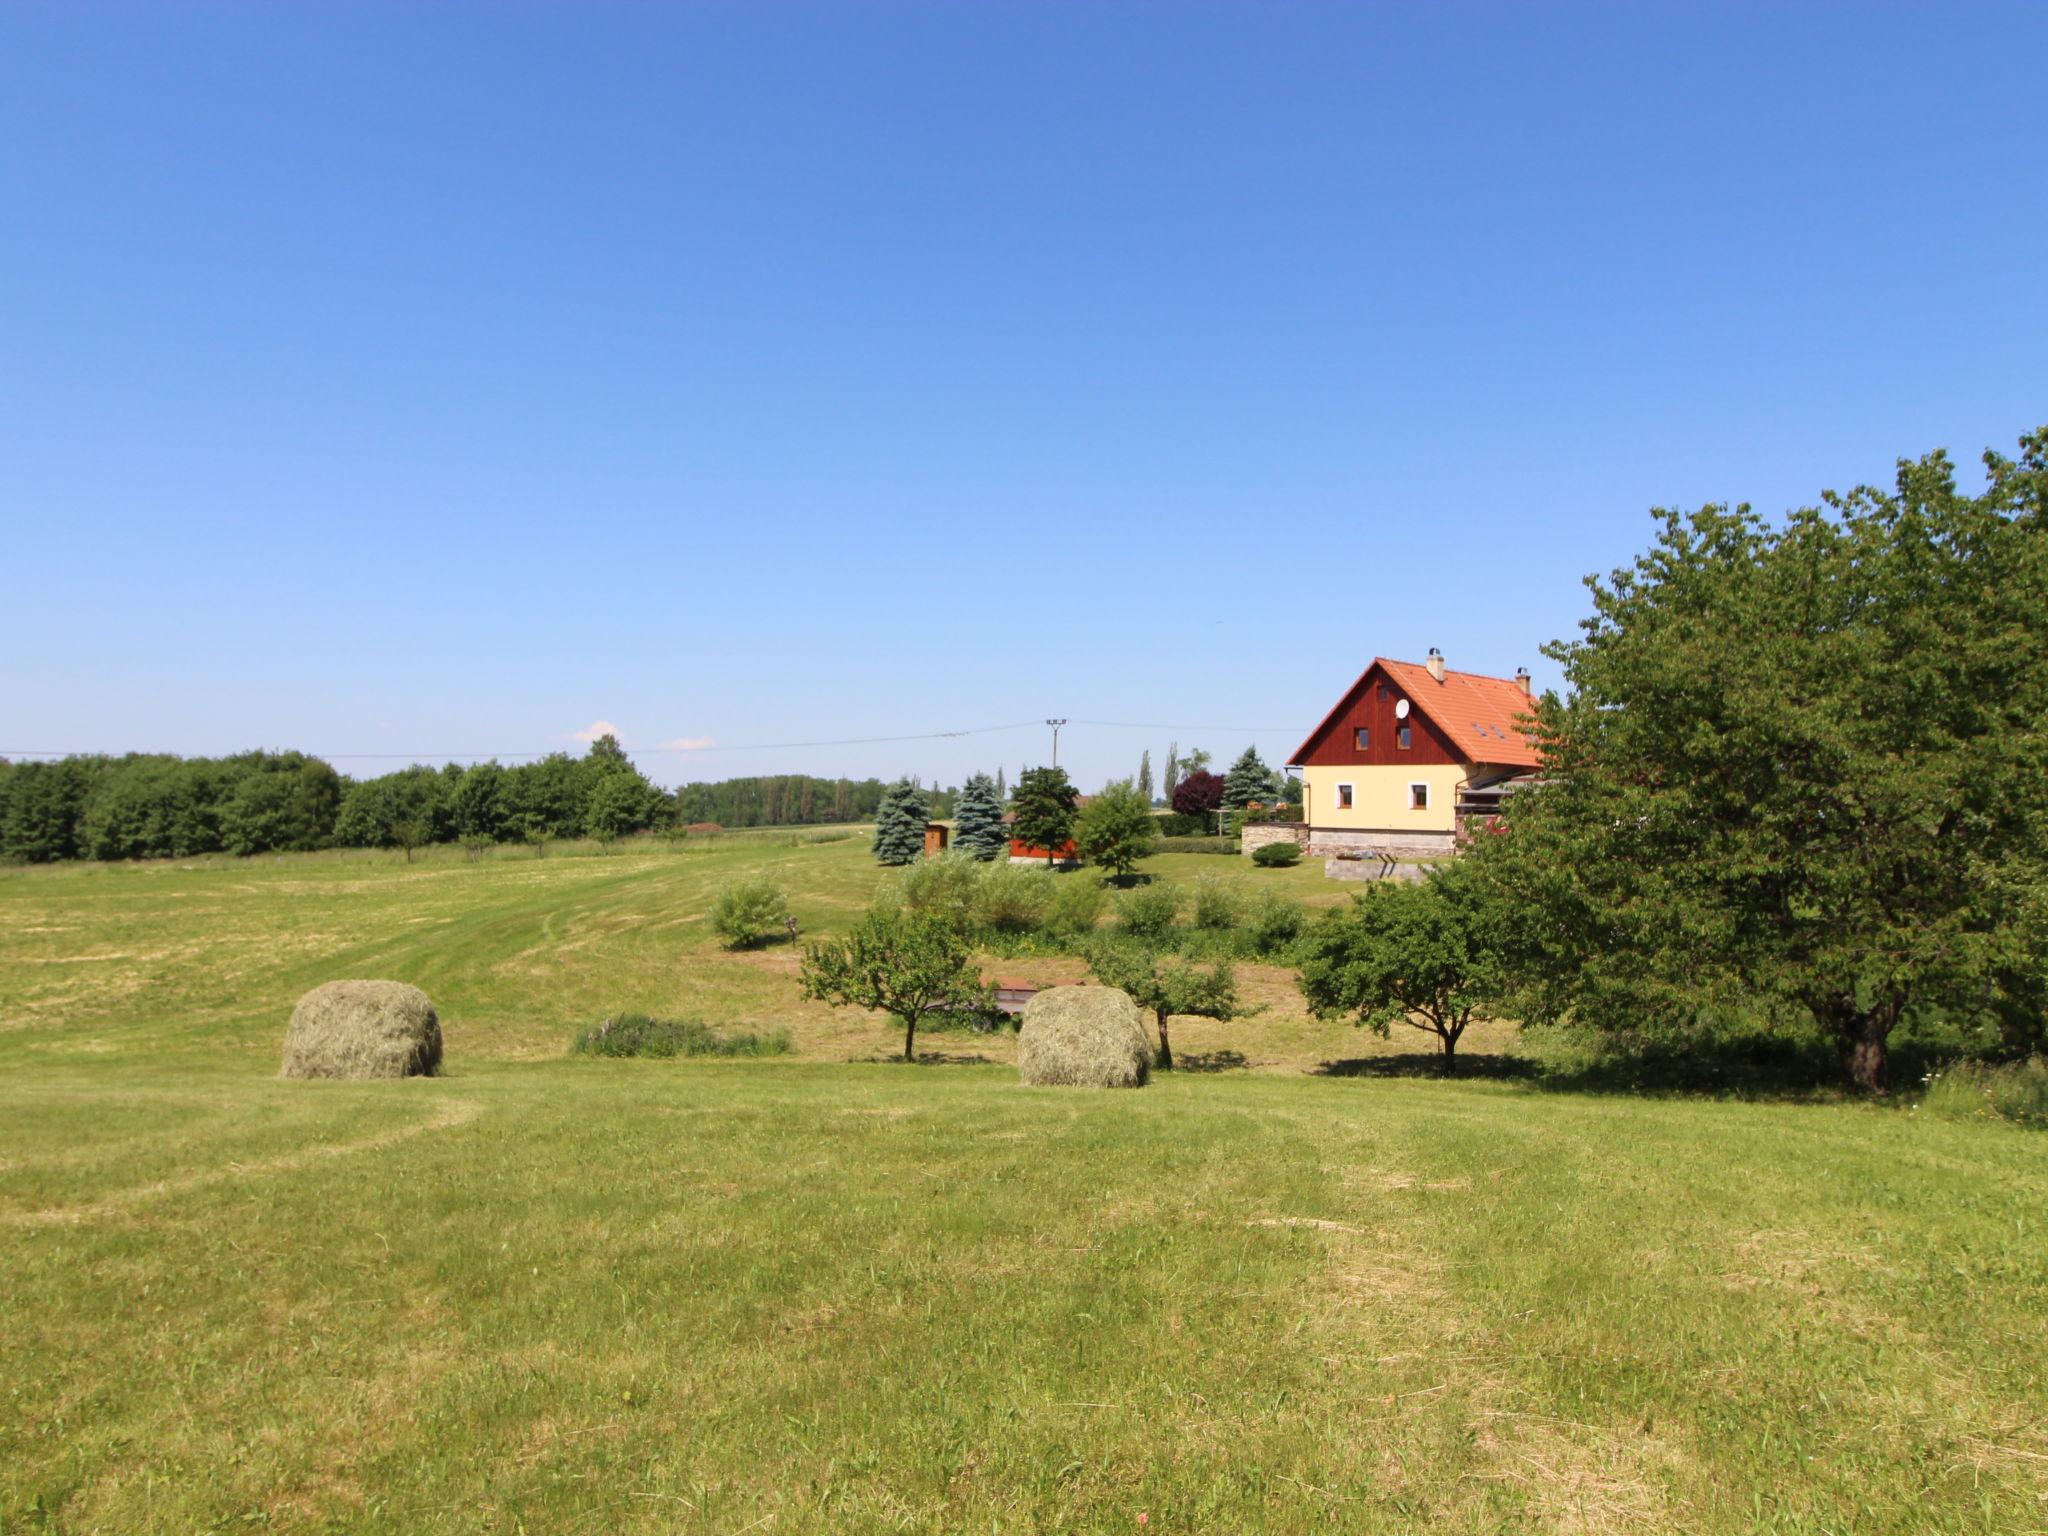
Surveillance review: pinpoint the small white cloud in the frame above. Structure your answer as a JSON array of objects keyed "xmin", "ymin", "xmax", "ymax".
[
  {"xmin": 660, "ymin": 736, "xmax": 715, "ymax": 752},
  {"xmin": 570, "ymin": 720, "xmax": 623, "ymax": 744}
]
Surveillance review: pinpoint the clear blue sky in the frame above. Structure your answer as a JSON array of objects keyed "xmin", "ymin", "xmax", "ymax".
[{"xmin": 4, "ymin": 2, "xmax": 2042, "ymax": 790}]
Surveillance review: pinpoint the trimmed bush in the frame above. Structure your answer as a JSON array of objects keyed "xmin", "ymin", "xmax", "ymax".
[
  {"xmin": 1251, "ymin": 840, "xmax": 1302, "ymax": 868},
  {"xmin": 709, "ymin": 877, "xmax": 793, "ymax": 948},
  {"xmin": 1155, "ymin": 812, "xmax": 1209, "ymax": 837},
  {"xmin": 571, "ymin": 1014, "xmax": 792, "ymax": 1058},
  {"xmin": 1017, "ymin": 985, "xmax": 1153, "ymax": 1088},
  {"xmin": 1155, "ymin": 836, "xmax": 1239, "ymax": 855},
  {"xmin": 281, "ymin": 980, "xmax": 441, "ymax": 1080},
  {"xmin": 1116, "ymin": 882, "xmax": 1183, "ymax": 940}
]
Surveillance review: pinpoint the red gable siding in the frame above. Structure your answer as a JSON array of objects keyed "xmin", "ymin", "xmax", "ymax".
[{"xmin": 1295, "ymin": 662, "xmax": 1461, "ymax": 767}]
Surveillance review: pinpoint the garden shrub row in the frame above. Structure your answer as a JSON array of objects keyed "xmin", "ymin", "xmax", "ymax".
[
  {"xmin": 571, "ymin": 1014, "xmax": 793, "ymax": 1058},
  {"xmin": 1154, "ymin": 836, "xmax": 1240, "ymax": 855}
]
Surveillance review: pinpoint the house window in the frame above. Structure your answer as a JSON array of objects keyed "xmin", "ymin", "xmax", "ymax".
[
  {"xmin": 1336, "ymin": 783, "xmax": 1354, "ymax": 810},
  {"xmin": 1410, "ymin": 782, "xmax": 1429, "ymax": 810},
  {"xmin": 1397, "ymin": 723, "xmax": 1412, "ymax": 749},
  {"xmin": 1353, "ymin": 726, "xmax": 1370, "ymax": 751}
]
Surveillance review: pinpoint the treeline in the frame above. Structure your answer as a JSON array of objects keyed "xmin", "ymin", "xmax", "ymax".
[
  {"xmin": 0, "ymin": 739, "xmax": 929, "ymax": 863},
  {"xmin": 672, "ymin": 775, "xmax": 959, "ymax": 828}
]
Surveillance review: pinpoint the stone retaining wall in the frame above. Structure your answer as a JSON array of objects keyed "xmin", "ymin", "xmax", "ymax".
[{"xmin": 1240, "ymin": 822, "xmax": 1307, "ymax": 856}]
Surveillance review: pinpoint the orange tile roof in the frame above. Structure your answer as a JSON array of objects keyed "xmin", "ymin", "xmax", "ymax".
[
  {"xmin": 1378, "ymin": 658, "xmax": 1542, "ymax": 767},
  {"xmin": 1292, "ymin": 657, "xmax": 1542, "ymax": 768}
]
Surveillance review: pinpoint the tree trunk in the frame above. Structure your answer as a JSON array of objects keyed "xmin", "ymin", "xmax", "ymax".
[
  {"xmin": 1439, "ymin": 1032, "xmax": 1456, "ymax": 1076},
  {"xmin": 904, "ymin": 1017, "xmax": 916, "ymax": 1063},
  {"xmin": 1155, "ymin": 1008, "xmax": 1173, "ymax": 1071},
  {"xmin": 1844, "ymin": 1005, "xmax": 1896, "ymax": 1093}
]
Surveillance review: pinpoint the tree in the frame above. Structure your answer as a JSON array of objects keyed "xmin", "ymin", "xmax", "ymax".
[
  {"xmin": 800, "ymin": 906, "xmax": 995, "ymax": 1061},
  {"xmin": 1085, "ymin": 936, "xmax": 1250, "ymax": 1070},
  {"xmin": 872, "ymin": 778, "xmax": 929, "ymax": 865},
  {"xmin": 1222, "ymin": 746, "xmax": 1278, "ymax": 810},
  {"xmin": 709, "ymin": 876, "xmax": 793, "ymax": 948},
  {"xmin": 953, "ymin": 772, "xmax": 1007, "ymax": 861},
  {"xmin": 585, "ymin": 774, "xmax": 645, "ymax": 850},
  {"xmin": 1296, "ymin": 860, "xmax": 1515, "ymax": 1074},
  {"xmin": 1162, "ymin": 743, "xmax": 1180, "ymax": 806},
  {"xmin": 1009, "ymin": 766, "xmax": 1078, "ymax": 867},
  {"xmin": 1182, "ymin": 748, "xmax": 1212, "ymax": 776},
  {"xmin": 1171, "ymin": 769, "xmax": 1225, "ymax": 820},
  {"xmin": 1074, "ymin": 778, "xmax": 1157, "ymax": 881},
  {"xmin": 1137, "ymin": 750, "xmax": 1153, "ymax": 803},
  {"xmin": 451, "ymin": 762, "xmax": 507, "ymax": 843},
  {"xmin": 1478, "ymin": 428, "xmax": 2048, "ymax": 1091},
  {"xmin": 996, "ymin": 766, "xmax": 1007, "ymax": 802}
]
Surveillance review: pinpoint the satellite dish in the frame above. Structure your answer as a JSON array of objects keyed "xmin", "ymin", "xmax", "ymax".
[{"xmin": 1394, "ymin": 699, "xmax": 1410, "ymax": 719}]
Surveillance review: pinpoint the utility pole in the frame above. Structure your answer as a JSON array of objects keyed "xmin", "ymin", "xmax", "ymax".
[{"xmin": 1045, "ymin": 718, "xmax": 1067, "ymax": 768}]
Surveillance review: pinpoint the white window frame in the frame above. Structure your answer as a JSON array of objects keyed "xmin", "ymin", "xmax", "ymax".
[
  {"xmin": 1409, "ymin": 782, "xmax": 1429, "ymax": 810},
  {"xmin": 1335, "ymin": 782, "xmax": 1354, "ymax": 811}
]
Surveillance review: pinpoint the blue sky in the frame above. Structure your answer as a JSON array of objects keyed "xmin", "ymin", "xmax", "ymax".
[{"xmin": 3, "ymin": 2, "xmax": 2042, "ymax": 790}]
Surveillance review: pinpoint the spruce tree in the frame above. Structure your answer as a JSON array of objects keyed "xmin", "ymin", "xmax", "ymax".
[
  {"xmin": 871, "ymin": 777, "xmax": 929, "ymax": 865},
  {"xmin": 1223, "ymin": 746, "xmax": 1278, "ymax": 810},
  {"xmin": 954, "ymin": 772, "xmax": 1007, "ymax": 861},
  {"xmin": 1137, "ymin": 750, "xmax": 1153, "ymax": 803}
]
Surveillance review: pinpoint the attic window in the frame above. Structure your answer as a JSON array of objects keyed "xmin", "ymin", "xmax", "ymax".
[
  {"xmin": 1354, "ymin": 726, "xmax": 1370, "ymax": 751},
  {"xmin": 1397, "ymin": 723, "xmax": 1412, "ymax": 750}
]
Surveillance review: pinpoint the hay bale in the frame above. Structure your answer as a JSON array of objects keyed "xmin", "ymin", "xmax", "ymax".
[
  {"xmin": 281, "ymin": 980, "xmax": 442, "ymax": 1080},
  {"xmin": 1017, "ymin": 985, "xmax": 1153, "ymax": 1088}
]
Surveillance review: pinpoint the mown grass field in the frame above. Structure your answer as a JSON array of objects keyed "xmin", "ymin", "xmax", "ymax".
[{"xmin": 3, "ymin": 835, "xmax": 2045, "ymax": 1533}]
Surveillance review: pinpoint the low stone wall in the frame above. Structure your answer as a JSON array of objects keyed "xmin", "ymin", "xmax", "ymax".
[
  {"xmin": 1325, "ymin": 857, "xmax": 1430, "ymax": 883},
  {"xmin": 1305, "ymin": 826, "xmax": 1457, "ymax": 859},
  {"xmin": 1240, "ymin": 822, "xmax": 1307, "ymax": 857}
]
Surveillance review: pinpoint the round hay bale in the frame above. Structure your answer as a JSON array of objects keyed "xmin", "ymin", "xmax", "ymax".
[
  {"xmin": 281, "ymin": 980, "xmax": 442, "ymax": 1080},
  {"xmin": 1017, "ymin": 985, "xmax": 1153, "ymax": 1088}
]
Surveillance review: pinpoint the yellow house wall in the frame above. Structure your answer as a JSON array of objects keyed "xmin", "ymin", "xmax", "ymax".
[{"xmin": 1301, "ymin": 764, "xmax": 1464, "ymax": 833}]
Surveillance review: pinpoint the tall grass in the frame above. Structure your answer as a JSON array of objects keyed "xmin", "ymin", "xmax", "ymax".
[
  {"xmin": 570, "ymin": 1014, "xmax": 793, "ymax": 1058},
  {"xmin": 1920, "ymin": 1058, "xmax": 2048, "ymax": 1128}
]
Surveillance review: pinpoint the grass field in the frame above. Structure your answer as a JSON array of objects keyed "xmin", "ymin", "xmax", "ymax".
[{"xmin": 4, "ymin": 836, "xmax": 2046, "ymax": 1533}]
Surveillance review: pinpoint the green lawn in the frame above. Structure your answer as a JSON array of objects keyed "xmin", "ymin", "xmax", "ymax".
[{"xmin": 3, "ymin": 839, "xmax": 2044, "ymax": 1533}]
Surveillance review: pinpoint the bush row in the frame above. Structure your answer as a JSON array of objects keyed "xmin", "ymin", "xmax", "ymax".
[
  {"xmin": 570, "ymin": 1014, "xmax": 793, "ymax": 1058},
  {"xmin": 1154, "ymin": 836, "xmax": 1241, "ymax": 855}
]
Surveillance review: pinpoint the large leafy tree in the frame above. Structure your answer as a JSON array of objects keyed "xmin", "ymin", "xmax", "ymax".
[
  {"xmin": 1009, "ymin": 766, "xmax": 1079, "ymax": 866},
  {"xmin": 1222, "ymin": 746, "xmax": 1278, "ymax": 810},
  {"xmin": 953, "ymin": 772, "xmax": 1007, "ymax": 861},
  {"xmin": 1297, "ymin": 860, "xmax": 1516, "ymax": 1074},
  {"xmin": 1085, "ymin": 936, "xmax": 1250, "ymax": 1070},
  {"xmin": 1483, "ymin": 430, "xmax": 2048, "ymax": 1090},
  {"xmin": 871, "ymin": 777, "xmax": 929, "ymax": 865},
  {"xmin": 1170, "ymin": 769, "xmax": 1225, "ymax": 820},
  {"xmin": 1073, "ymin": 778, "xmax": 1157, "ymax": 880},
  {"xmin": 800, "ymin": 906, "xmax": 995, "ymax": 1061}
]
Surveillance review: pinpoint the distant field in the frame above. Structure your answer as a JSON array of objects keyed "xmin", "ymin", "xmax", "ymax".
[{"xmin": 3, "ymin": 839, "xmax": 2044, "ymax": 1533}]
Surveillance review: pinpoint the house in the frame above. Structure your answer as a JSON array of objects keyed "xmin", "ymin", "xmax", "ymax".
[{"xmin": 1286, "ymin": 650, "xmax": 1540, "ymax": 857}]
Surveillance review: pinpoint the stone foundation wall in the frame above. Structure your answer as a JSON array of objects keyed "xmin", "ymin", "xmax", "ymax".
[
  {"xmin": 1305, "ymin": 826, "xmax": 1457, "ymax": 859},
  {"xmin": 1325, "ymin": 857, "xmax": 1430, "ymax": 883},
  {"xmin": 1240, "ymin": 822, "xmax": 1307, "ymax": 856}
]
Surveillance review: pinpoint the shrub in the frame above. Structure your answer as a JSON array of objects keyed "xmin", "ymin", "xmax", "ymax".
[
  {"xmin": 1116, "ymin": 882, "xmax": 1183, "ymax": 940},
  {"xmin": 1920, "ymin": 1059, "xmax": 2048, "ymax": 1129},
  {"xmin": 1156, "ymin": 812, "xmax": 1209, "ymax": 837},
  {"xmin": 974, "ymin": 861, "xmax": 1056, "ymax": 933},
  {"xmin": 1251, "ymin": 840, "xmax": 1302, "ymax": 868},
  {"xmin": 1155, "ymin": 836, "xmax": 1240, "ymax": 855},
  {"xmin": 898, "ymin": 853, "xmax": 982, "ymax": 930},
  {"xmin": 1043, "ymin": 875, "xmax": 1107, "ymax": 943},
  {"xmin": 1245, "ymin": 888, "xmax": 1310, "ymax": 957},
  {"xmin": 572, "ymin": 1014, "xmax": 792, "ymax": 1058},
  {"xmin": 1189, "ymin": 876, "xmax": 1242, "ymax": 931},
  {"xmin": 708, "ymin": 877, "xmax": 793, "ymax": 948}
]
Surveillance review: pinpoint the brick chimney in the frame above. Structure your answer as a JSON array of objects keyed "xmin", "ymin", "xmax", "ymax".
[
  {"xmin": 1515, "ymin": 666, "xmax": 1531, "ymax": 695},
  {"xmin": 1426, "ymin": 647, "xmax": 1446, "ymax": 683}
]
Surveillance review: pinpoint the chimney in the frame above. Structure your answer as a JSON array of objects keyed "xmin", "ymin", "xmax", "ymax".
[
  {"xmin": 1515, "ymin": 666, "xmax": 1531, "ymax": 695},
  {"xmin": 1426, "ymin": 647, "xmax": 1446, "ymax": 683}
]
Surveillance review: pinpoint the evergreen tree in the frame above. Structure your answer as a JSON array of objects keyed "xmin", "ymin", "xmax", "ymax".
[
  {"xmin": 1162, "ymin": 743, "xmax": 1180, "ymax": 805},
  {"xmin": 1010, "ymin": 766, "xmax": 1079, "ymax": 867},
  {"xmin": 1136, "ymin": 750, "xmax": 1153, "ymax": 803},
  {"xmin": 871, "ymin": 777, "xmax": 929, "ymax": 865},
  {"xmin": 954, "ymin": 772, "xmax": 1007, "ymax": 861},
  {"xmin": 1222, "ymin": 746, "xmax": 1278, "ymax": 810}
]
